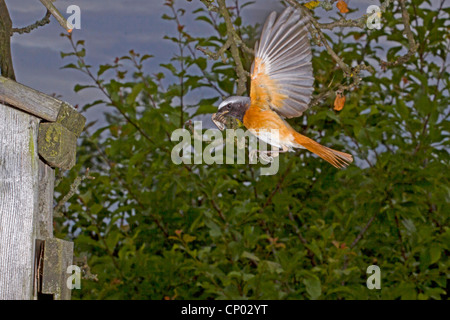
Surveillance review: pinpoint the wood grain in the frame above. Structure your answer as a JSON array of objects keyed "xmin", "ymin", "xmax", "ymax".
[
  {"xmin": 0, "ymin": 103, "xmax": 40, "ymax": 299},
  {"xmin": 38, "ymin": 161, "xmax": 54, "ymax": 239},
  {"xmin": 0, "ymin": 76, "xmax": 62, "ymax": 122}
]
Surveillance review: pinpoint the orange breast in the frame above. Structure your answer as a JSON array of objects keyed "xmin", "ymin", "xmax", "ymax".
[{"xmin": 243, "ymin": 104, "xmax": 294, "ymax": 142}]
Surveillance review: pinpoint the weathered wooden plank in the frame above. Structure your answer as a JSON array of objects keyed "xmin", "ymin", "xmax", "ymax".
[
  {"xmin": 37, "ymin": 161, "xmax": 54, "ymax": 239},
  {"xmin": 42, "ymin": 238, "xmax": 74, "ymax": 300},
  {"xmin": 0, "ymin": 76, "xmax": 63, "ymax": 122},
  {"xmin": 38, "ymin": 122, "xmax": 78, "ymax": 170},
  {"xmin": 0, "ymin": 103, "xmax": 40, "ymax": 300},
  {"xmin": 37, "ymin": 103, "xmax": 86, "ymax": 170},
  {"xmin": 56, "ymin": 103, "xmax": 86, "ymax": 136}
]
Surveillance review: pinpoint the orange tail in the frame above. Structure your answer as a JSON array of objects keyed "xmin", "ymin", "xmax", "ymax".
[{"xmin": 294, "ymin": 132, "xmax": 353, "ymax": 169}]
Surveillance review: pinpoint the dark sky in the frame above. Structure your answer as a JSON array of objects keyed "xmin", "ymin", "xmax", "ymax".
[{"xmin": 6, "ymin": 0, "xmax": 388, "ymax": 125}]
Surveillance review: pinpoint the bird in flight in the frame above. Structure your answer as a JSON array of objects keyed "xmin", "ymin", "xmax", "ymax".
[{"xmin": 212, "ymin": 6, "xmax": 353, "ymax": 169}]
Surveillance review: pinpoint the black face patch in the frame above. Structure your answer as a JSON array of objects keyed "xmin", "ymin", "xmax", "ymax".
[
  {"xmin": 213, "ymin": 97, "xmax": 251, "ymax": 130},
  {"xmin": 228, "ymin": 103, "xmax": 248, "ymax": 122}
]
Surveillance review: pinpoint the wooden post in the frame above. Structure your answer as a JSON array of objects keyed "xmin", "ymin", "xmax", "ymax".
[
  {"xmin": 0, "ymin": 104, "xmax": 39, "ymax": 299},
  {"xmin": 0, "ymin": 76, "xmax": 85, "ymax": 300}
]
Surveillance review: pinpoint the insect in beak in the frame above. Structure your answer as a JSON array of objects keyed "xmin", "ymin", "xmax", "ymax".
[{"xmin": 212, "ymin": 111, "xmax": 228, "ymax": 131}]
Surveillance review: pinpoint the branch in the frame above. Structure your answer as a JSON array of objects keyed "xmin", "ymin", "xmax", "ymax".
[
  {"xmin": 309, "ymin": 82, "xmax": 356, "ymax": 108},
  {"xmin": 319, "ymin": 17, "xmax": 366, "ymax": 30},
  {"xmin": 200, "ymin": 0, "xmax": 219, "ymax": 12},
  {"xmin": 199, "ymin": 0, "xmax": 250, "ymax": 95},
  {"xmin": 197, "ymin": 37, "xmax": 233, "ymax": 63},
  {"xmin": 318, "ymin": 0, "xmax": 393, "ymax": 30},
  {"xmin": 11, "ymin": 10, "xmax": 51, "ymax": 35},
  {"xmin": 54, "ymin": 168, "xmax": 95, "ymax": 217},
  {"xmin": 73, "ymin": 256, "xmax": 99, "ymax": 281},
  {"xmin": 0, "ymin": 0, "xmax": 15, "ymax": 79},
  {"xmin": 217, "ymin": 0, "xmax": 248, "ymax": 95},
  {"xmin": 67, "ymin": 35, "xmax": 158, "ymax": 146},
  {"xmin": 288, "ymin": 211, "xmax": 316, "ymax": 266},
  {"xmin": 87, "ymin": 136, "xmax": 170, "ymax": 238},
  {"xmin": 284, "ymin": 0, "xmax": 378, "ymax": 106},
  {"xmin": 350, "ymin": 213, "xmax": 377, "ymax": 249},
  {"xmin": 342, "ymin": 212, "xmax": 377, "ymax": 271},
  {"xmin": 394, "ymin": 212, "xmax": 407, "ymax": 260},
  {"xmin": 260, "ymin": 160, "xmax": 293, "ymax": 212},
  {"xmin": 287, "ymin": 0, "xmax": 353, "ymax": 76},
  {"xmin": 381, "ymin": 0, "xmax": 418, "ymax": 68},
  {"xmin": 39, "ymin": 0, "xmax": 73, "ymax": 32}
]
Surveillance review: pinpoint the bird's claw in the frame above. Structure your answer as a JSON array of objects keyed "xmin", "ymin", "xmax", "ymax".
[
  {"xmin": 249, "ymin": 149, "xmax": 258, "ymax": 162},
  {"xmin": 259, "ymin": 152, "xmax": 274, "ymax": 163},
  {"xmin": 269, "ymin": 151, "xmax": 279, "ymax": 158},
  {"xmin": 249, "ymin": 149, "xmax": 281, "ymax": 163}
]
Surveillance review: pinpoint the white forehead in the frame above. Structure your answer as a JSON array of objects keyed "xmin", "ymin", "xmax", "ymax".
[{"xmin": 218, "ymin": 96, "xmax": 245, "ymax": 109}]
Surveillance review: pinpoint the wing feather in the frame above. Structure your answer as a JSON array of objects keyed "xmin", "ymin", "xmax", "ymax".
[{"xmin": 250, "ymin": 7, "xmax": 314, "ymax": 118}]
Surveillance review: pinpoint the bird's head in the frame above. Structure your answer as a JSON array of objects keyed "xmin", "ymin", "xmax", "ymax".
[{"xmin": 212, "ymin": 96, "xmax": 251, "ymax": 131}]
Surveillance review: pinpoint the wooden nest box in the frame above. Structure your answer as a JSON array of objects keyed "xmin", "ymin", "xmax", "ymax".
[{"xmin": 0, "ymin": 76, "xmax": 85, "ymax": 300}]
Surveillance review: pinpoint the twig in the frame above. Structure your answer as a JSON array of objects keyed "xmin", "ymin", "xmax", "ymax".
[
  {"xmin": 342, "ymin": 212, "xmax": 377, "ymax": 271},
  {"xmin": 394, "ymin": 212, "xmax": 407, "ymax": 260},
  {"xmin": 309, "ymin": 82, "xmax": 356, "ymax": 108},
  {"xmin": 199, "ymin": 0, "xmax": 249, "ymax": 95},
  {"xmin": 67, "ymin": 35, "xmax": 157, "ymax": 146},
  {"xmin": 381, "ymin": 0, "xmax": 418, "ymax": 68},
  {"xmin": 197, "ymin": 37, "xmax": 232, "ymax": 63},
  {"xmin": 54, "ymin": 168, "xmax": 95, "ymax": 217},
  {"xmin": 39, "ymin": 0, "xmax": 73, "ymax": 32},
  {"xmin": 210, "ymin": 197, "xmax": 226, "ymax": 222},
  {"xmin": 11, "ymin": 10, "xmax": 51, "ymax": 35},
  {"xmin": 350, "ymin": 213, "xmax": 377, "ymax": 249},
  {"xmin": 218, "ymin": 0, "xmax": 248, "ymax": 95},
  {"xmin": 288, "ymin": 211, "xmax": 316, "ymax": 266},
  {"xmin": 200, "ymin": 0, "xmax": 219, "ymax": 12},
  {"xmin": 286, "ymin": 0, "xmax": 352, "ymax": 76},
  {"xmin": 78, "ymin": 195, "xmax": 125, "ymax": 278},
  {"xmin": 257, "ymin": 160, "xmax": 294, "ymax": 259},
  {"xmin": 260, "ymin": 160, "xmax": 293, "ymax": 211},
  {"xmin": 73, "ymin": 256, "xmax": 99, "ymax": 281},
  {"xmin": 319, "ymin": 16, "xmax": 367, "ymax": 30},
  {"xmin": 319, "ymin": 0, "xmax": 393, "ymax": 30},
  {"xmin": 87, "ymin": 136, "xmax": 170, "ymax": 238},
  {"xmin": 186, "ymin": 44, "xmax": 225, "ymax": 96}
]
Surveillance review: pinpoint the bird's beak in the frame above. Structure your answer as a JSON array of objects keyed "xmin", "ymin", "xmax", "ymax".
[{"xmin": 212, "ymin": 110, "xmax": 228, "ymax": 131}]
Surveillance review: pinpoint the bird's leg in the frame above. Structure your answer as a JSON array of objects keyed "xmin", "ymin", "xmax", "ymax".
[
  {"xmin": 251, "ymin": 146, "xmax": 289, "ymax": 163},
  {"xmin": 249, "ymin": 149, "xmax": 259, "ymax": 163},
  {"xmin": 249, "ymin": 149, "xmax": 272, "ymax": 163},
  {"xmin": 259, "ymin": 151, "xmax": 274, "ymax": 163},
  {"xmin": 266, "ymin": 145, "xmax": 289, "ymax": 158}
]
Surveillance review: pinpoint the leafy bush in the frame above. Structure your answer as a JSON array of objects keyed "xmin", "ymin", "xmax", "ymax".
[{"xmin": 55, "ymin": 0, "xmax": 449, "ymax": 299}]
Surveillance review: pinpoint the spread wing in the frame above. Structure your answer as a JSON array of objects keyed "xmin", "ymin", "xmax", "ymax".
[{"xmin": 250, "ymin": 7, "xmax": 314, "ymax": 118}]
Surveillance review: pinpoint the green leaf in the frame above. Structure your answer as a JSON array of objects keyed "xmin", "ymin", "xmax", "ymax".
[
  {"xmin": 429, "ymin": 246, "xmax": 441, "ymax": 265},
  {"xmin": 182, "ymin": 234, "xmax": 196, "ymax": 243},
  {"xmin": 303, "ymin": 277, "xmax": 321, "ymax": 300},
  {"xmin": 74, "ymin": 84, "xmax": 95, "ymax": 92},
  {"xmin": 193, "ymin": 104, "xmax": 217, "ymax": 116},
  {"xmin": 126, "ymin": 83, "xmax": 144, "ymax": 104}
]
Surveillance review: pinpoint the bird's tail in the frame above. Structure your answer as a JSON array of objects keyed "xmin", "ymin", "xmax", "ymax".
[{"xmin": 293, "ymin": 132, "xmax": 353, "ymax": 169}]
